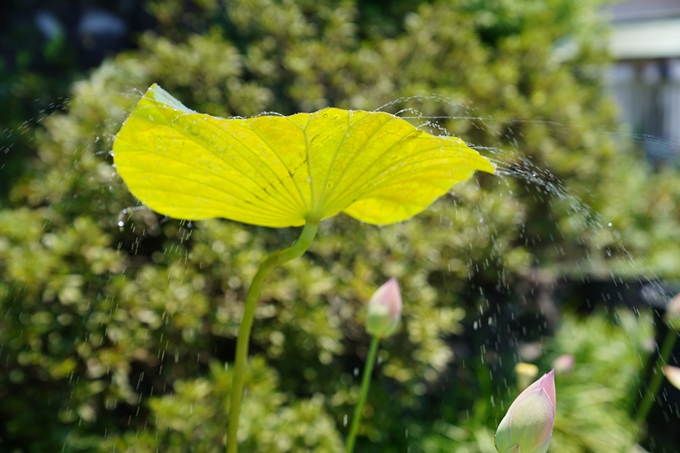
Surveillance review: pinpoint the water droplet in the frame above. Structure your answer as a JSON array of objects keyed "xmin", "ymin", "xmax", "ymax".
[{"xmin": 608, "ymin": 222, "xmax": 612, "ymax": 227}]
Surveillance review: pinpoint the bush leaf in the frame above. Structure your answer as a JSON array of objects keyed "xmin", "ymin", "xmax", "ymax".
[{"xmin": 113, "ymin": 84, "xmax": 494, "ymax": 227}]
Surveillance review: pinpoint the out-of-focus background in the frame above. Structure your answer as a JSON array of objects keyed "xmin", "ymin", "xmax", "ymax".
[{"xmin": 1, "ymin": 0, "xmax": 680, "ymax": 452}]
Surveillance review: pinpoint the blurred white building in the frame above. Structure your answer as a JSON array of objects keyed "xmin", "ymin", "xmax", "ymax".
[{"xmin": 605, "ymin": 0, "xmax": 680, "ymax": 160}]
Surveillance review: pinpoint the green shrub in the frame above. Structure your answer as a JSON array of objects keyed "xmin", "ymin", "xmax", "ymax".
[{"xmin": 1, "ymin": 0, "xmax": 676, "ymax": 451}]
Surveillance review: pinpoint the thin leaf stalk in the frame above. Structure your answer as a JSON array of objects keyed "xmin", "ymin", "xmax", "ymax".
[
  {"xmin": 346, "ymin": 335, "xmax": 381, "ymax": 453},
  {"xmin": 226, "ymin": 221, "xmax": 319, "ymax": 453},
  {"xmin": 635, "ymin": 329, "xmax": 679, "ymax": 432}
]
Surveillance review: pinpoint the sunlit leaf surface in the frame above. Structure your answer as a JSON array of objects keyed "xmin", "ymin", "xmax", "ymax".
[{"xmin": 113, "ymin": 84, "xmax": 494, "ymax": 227}]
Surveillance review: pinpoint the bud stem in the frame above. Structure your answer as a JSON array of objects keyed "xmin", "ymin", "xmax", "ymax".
[
  {"xmin": 635, "ymin": 329, "xmax": 678, "ymax": 434},
  {"xmin": 346, "ymin": 335, "xmax": 381, "ymax": 453},
  {"xmin": 226, "ymin": 221, "xmax": 319, "ymax": 453}
]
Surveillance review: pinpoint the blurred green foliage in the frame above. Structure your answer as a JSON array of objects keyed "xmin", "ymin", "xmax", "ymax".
[
  {"xmin": 418, "ymin": 309, "xmax": 653, "ymax": 452},
  {"xmin": 1, "ymin": 0, "xmax": 678, "ymax": 451},
  {"xmin": 547, "ymin": 310, "xmax": 653, "ymax": 453},
  {"xmin": 0, "ymin": 0, "xmax": 152, "ymax": 199},
  {"xmin": 0, "ymin": 14, "xmax": 78, "ymax": 198}
]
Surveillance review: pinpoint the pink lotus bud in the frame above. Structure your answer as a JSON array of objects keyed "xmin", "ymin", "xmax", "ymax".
[
  {"xmin": 365, "ymin": 278, "xmax": 402, "ymax": 338},
  {"xmin": 495, "ymin": 370, "xmax": 556, "ymax": 453}
]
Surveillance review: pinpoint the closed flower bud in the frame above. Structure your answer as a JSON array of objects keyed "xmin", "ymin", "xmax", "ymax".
[
  {"xmin": 365, "ymin": 278, "xmax": 402, "ymax": 338},
  {"xmin": 495, "ymin": 370, "xmax": 556, "ymax": 453}
]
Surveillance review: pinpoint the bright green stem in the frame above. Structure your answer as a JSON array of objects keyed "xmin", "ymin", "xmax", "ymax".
[
  {"xmin": 226, "ymin": 221, "xmax": 319, "ymax": 453},
  {"xmin": 635, "ymin": 329, "xmax": 678, "ymax": 430},
  {"xmin": 346, "ymin": 335, "xmax": 380, "ymax": 453}
]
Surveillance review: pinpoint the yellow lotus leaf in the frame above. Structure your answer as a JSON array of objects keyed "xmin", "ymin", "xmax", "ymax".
[{"xmin": 113, "ymin": 84, "xmax": 494, "ymax": 227}]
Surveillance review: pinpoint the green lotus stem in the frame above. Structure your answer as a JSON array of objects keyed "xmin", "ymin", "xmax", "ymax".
[
  {"xmin": 346, "ymin": 335, "xmax": 380, "ymax": 453},
  {"xmin": 226, "ymin": 221, "xmax": 319, "ymax": 453},
  {"xmin": 635, "ymin": 329, "xmax": 678, "ymax": 430}
]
